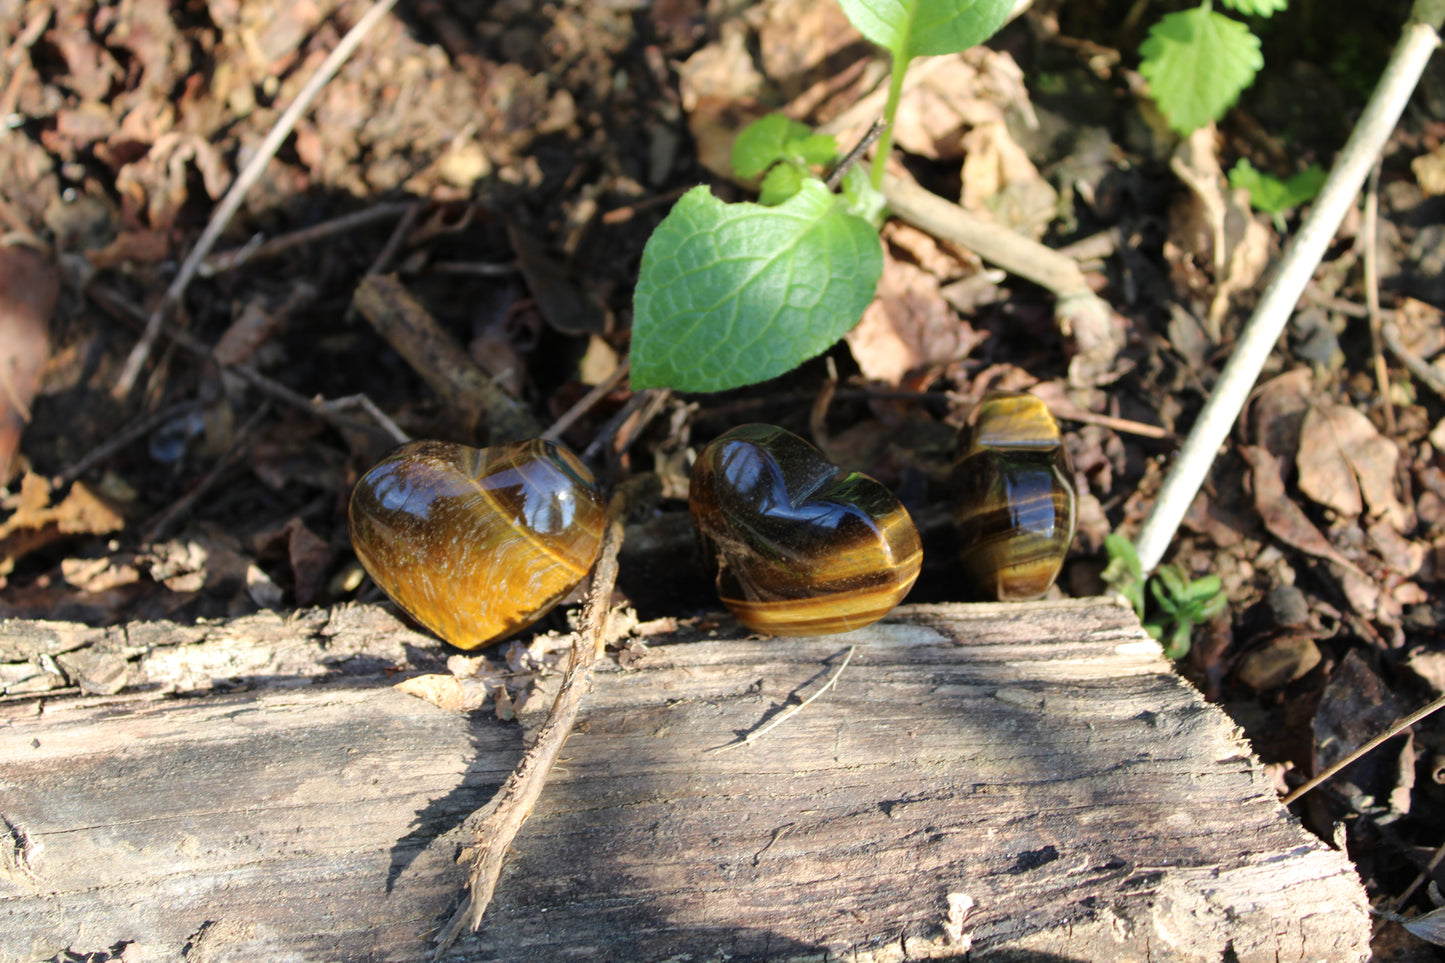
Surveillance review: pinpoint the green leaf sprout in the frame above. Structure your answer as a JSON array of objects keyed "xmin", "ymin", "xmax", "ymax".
[
  {"xmin": 1103, "ymin": 534, "xmax": 1228, "ymax": 660},
  {"xmin": 630, "ymin": 180, "xmax": 883, "ymax": 392},
  {"xmin": 1139, "ymin": 4, "xmax": 1265, "ymax": 134},
  {"xmin": 1229, "ymin": 158, "xmax": 1327, "ymax": 229}
]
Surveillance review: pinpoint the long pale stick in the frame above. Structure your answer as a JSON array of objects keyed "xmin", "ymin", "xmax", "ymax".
[{"xmin": 1134, "ymin": 1, "xmax": 1444, "ymax": 574}]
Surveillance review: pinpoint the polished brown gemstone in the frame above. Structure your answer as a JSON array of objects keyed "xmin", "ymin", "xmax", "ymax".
[
  {"xmin": 952, "ymin": 392, "xmax": 1076, "ymax": 601},
  {"xmin": 349, "ymin": 439, "xmax": 604, "ymax": 649},
  {"xmin": 690, "ymin": 424, "xmax": 922, "ymax": 635}
]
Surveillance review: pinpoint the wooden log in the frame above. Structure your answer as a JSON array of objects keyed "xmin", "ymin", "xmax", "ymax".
[{"xmin": 0, "ymin": 599, "xmax": 1369, "ymax": 962}]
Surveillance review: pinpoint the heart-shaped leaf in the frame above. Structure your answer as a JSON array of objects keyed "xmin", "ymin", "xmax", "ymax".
[
  {"xmin": 631, "ymin": 180, "xmax": 882, "ymax": 393},
  {"xmin": 837, "ymin": 0, "xmax": 1015, "ymax": 59},
  {"xmin": 1139, "ymin": 7, "xmax": 1261, "ymax": 134}
]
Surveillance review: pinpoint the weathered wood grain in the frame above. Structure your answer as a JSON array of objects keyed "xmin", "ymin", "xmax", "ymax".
[{"xmin": 0, "ymin": 600, "xmax": 1369, "ymax": 962}]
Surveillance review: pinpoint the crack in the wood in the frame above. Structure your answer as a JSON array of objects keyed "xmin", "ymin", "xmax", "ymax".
[{"xmin": 1, "ymin": 812, "xmax": 40, "ymax": 885}]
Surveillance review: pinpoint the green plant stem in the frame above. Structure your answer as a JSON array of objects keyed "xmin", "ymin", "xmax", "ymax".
[{"xmin": 869, "ymin": 50, "xmax": 911, "ymax": 190}]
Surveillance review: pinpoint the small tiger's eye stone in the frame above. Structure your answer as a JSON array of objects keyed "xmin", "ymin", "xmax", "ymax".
[
  {"xmin": 952, "ymin": 393, "xmax": 1076, "ymax": 601},
  {"xmin": 689, "ymin": 424, "xmax": 922, "ymax": 636},
  {"xmin": 349, "ymin": 439, "xmax": 604, "ymax": 649}
]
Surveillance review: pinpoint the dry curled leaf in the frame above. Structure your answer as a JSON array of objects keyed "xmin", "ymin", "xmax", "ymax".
[
  {"xmin": 845, "ymin": 249, "xmax": 987, "ymax": 385},
  {"xmin": 0, "ymin": 245, "xmax": 58, "ymax": 487},
  {"xmin": 1241, "ymin": 445, "xmax": 1365, "ymax": 579},
  {"xmin": 0, "ymin": 473, "xmax": 126, "ymax": 587},
  {"xmin": 1235, "ymin": 636, "xmax": 1321, "ymax": 691},
  {"xmin": 1249, "ymin": 368, "xmax": 1312, "ymax": 461},
  {"xmin": 1296, "ymin": 402, "xmax": 1406, "ymax": 529}
]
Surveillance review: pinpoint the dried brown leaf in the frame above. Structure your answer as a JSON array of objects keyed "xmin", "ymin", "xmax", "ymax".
[
  {"xmin": 1167, "ymin": 127, "xmax": 1265, "ymax": 326},
  {"xmin": 1296, "ymin": 404, "xmax": 1366, "ymax": 517},
  {"xmin": 844, "ymin": 252, "xmax": 987, "ymax": 385},
  {"xmin": 1248, "ymin": 368, "xmax": 1312, "ymax": 460},
  {"xmin": 0, "ymin": 473, "xmax": 126, "ymax": 586},
  {"xmin": 1297, "ymin": 402, "xmax": 1405, "ymax": 528},
  {"xmin": 1404, "ymin": 647, "xmax": 1445, "ymax": 695},
  {"xmin": 1390, "ymin": 297, "xmax": 1445, "ymax": 359},
  {"xmin": 1412, "ymin": 142, "xmax": 1445, "ymax": 197},
  {"xmin": 754, "ymin": 0, "xmax": 859, "ymax": 103},
  {"xmin": 285, "ymin": 518, "xmax": 331, "ymax": 608},
  {"xmin": 677, "ymin": 20, "xmax": 765, "ymax": 178},
  {"xmin": 960, "ymin": 121, "xmax": 1058, "ymax": 238},
  {"xmin": 1236, "ymin": 636, "xmax": 1321, "ymax": 691},
  {"xmin": 1241, "ymin": 445, "xmax": 1365, "ymax": 577},
  {"xmin": 0, "ymin": 245, "xmax": 57, "ymax": 486}
]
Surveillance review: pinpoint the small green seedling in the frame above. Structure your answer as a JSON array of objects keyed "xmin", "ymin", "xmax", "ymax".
[
  {"xmin": 1147, "ymin": 565, "xmax": 1228, "ymax": 660},
  {"xmin": 1102, "ymin": 534, "xmax": 1228, "ymax": 660},
  {"xmin": 631, "ymin": 0, "xmax": 1015, "ymax": 393},
  {"xmin": 731, "ymin": 113, "xmax": 839, "ymax": 207},
  {"xmin": 1139, "ymin": 0, "xmax": 1286, "ymax": 135},
  {"xmin": 1228, "ymin": 158, "xmax": 1327, "ymax": 230},
  {"xmin": 1101, "ymin": 533, "xmax": 1147, "ymax": 619}
]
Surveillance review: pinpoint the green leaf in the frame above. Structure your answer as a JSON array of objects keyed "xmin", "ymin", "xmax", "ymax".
[
  {"xmin": 1101, "ymin": 533, "xmax": 1145, "ymax": 617},
  {"xmin": 1153, "ymin": 564, "xmax": 1188, "ymax": 603},
  {"xmin": 841, "ymin": 164, "xmax": 887, "ymax": 226},
  {"xmin": 758, "ymin": 164, "xmax": 805, "ymax": 206},
  {"xmin": 1229, "ymin": 158, "xmax": 1327, "ymax": 215},
  {"xmin": 1184, "ymin": 573, "xmax": 1222, "ymax": 605},
  {"xmin": 1162, "ymin": 621, "xmax": 1193, "ymax": 660},
  {"xmin": 732, "ymin": 114, "xmax": 817, "ymax": 179},
  {"xmin": 1139, "ymin": 7, "xmax": 1263, "ymax": 134},
  {"xmin": 797, "ymin": 133, "xmax": 838, "ymax": 167},
  {"xmin": 631, "ymin": 180, "xmax": 883, "ymax": 393},
  {"xmin": 1103, "ymin": 534, "xmax": 1142, "ymax": 580},
  {"xmin": 1149, "ymin": 578, "xmax": 1181, "ymax": 617},
  {"xmin": 1196, "ymin": 590, "xmax": 1229, "ymax": 620},
  {"xmin": 1220, "ymin": 0, "xmax": 1287, "ymax": 16},
  {"xmin": 837, "ymin": 0, "xmax": 1015, "ymax": 59}
]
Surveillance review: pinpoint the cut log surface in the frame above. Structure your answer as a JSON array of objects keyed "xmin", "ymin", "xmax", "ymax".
[{"xmin": 0, "ymin": 599, "xmax": 1369, "ymax": 962}]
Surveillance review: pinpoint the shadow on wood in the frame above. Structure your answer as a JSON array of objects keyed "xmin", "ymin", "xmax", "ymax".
[{"xmin": 0, "ymin": 599, "xmax": 1369, "ymax": 962}]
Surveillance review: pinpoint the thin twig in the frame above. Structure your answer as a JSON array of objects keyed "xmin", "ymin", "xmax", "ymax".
[
  {"xmin": 112, "ymin": 0, "xmax": 402, "ymax": 398},
  {"xmin": 1132, "ymin": 4, "xmax": 1444, "ymax": 574},
  {"xmin": 708, "ymin": 646, "xmax": 858, "ymax": 754},
  {"xmin": 881, "ymin": 172, "xmax": 1099, "ymax": 305},
  {"xmin": 1381, "ymin": 320, "xmax": 1445, "ymax": 398},
  {"xmin": 1363, "ymin": 164, "xmax": 1396, "ymax": 435},
  {"xmin": 365, "ymin": 200, "xmax": 425, "ymax": 278},
  {"xmin": 431, "ymin": 490, "xmax": 629, "ymax": 955},
  {"xmin": 599, "ymin": 186, "xmax": 692, "ymax": 225},
  {"xmin": 140, "ymin": 403, "xmax": 273, "ymax": 543},
  {"xmin": 826, "ymin": 119, "xmax": 887, "ymax": 191},
  {"xmin": 426, "ymin": 260, "xmax": 518, "ymax": 277},
  {"xmin": 201, "ymin": 202, "xmax": 416, "ymax": 276},
  {"xmin": 1054, "ymin": 407, "xmax": 1177, "ymax": 442},
  {"xmin": 52, "ymin": 399, "xmax": 201, "ymax": 487},
  {"xmin": 316, "ymin": 394, "xmax": 410, "ymax": 445},
  {"xmin": 581, "ymin": 388, "xmax": 669, "ymax": 463},
  {"xmin": 341, "ymin": 200, "xmax": 427, "ymax": 323},
  {"xmin": 1393, "ymin": 838, "xmax": 1445, "ymax": 911},
  {"xmin": 1280, "ymin": 692, "xmax": 1445, "ymax": 807},
  {"xmin": 541, "ymin": 359, "xmax": 631, "ymax": 443},
  {"xmin": 90, "ymin": 284, "xmax": 389, "ymax": 441}
]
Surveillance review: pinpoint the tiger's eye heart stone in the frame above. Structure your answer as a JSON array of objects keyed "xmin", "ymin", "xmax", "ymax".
[
  {"xmin": 349, "ymin": 439, "xmax": 604, "ymax": 649},
  {"xmin": 952, "ymin": 392, "xmax": 1076, "ymax": 601},
  {"xmin": 689, "ymin": 424, "xmax": 922, "ymax": 636}
]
